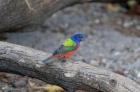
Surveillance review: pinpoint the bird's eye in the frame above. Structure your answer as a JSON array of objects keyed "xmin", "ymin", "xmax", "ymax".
[
  {"xmin": 79, "ymin": 36, "xmax": 83, "ymax": 38},
  {"xmin": 78, "ymin": 36, "xmax": 81, "ymax": 39}
]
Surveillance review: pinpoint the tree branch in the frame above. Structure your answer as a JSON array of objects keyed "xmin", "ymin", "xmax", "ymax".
[
  {"xmin": 80, "ymin": 0, "xmax": 128, "ymax": 3},
  {"xmin": 0, "ymin": 0, "xmax": 128, "ymax": 32},
  {"xmin": 0, "ymin": 41, "xmax": 139, "ymax": 92}
]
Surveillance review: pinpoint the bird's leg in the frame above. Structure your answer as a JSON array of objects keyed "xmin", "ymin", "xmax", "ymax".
[
  {"xmin": 71, "ymin": 54, "xmax": 87, "ymax": 63},
  {"xmin": 71, "ymin": 53, "xmax": 87, "ymax": 63},
  {"xmin": 77, "ymin": 52, "xmax": 88, "ymax": 63}
]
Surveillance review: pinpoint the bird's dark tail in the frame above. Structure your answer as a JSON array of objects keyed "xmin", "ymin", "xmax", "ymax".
[{"xmin": 42, "ymin": 56, "xmax": 58, "ymax": 64}]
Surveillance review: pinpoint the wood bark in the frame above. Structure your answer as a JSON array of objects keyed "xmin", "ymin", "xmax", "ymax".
[
  {"xmin": 0, "ymin": 41, "xmax": 140, "ymax": 92},
  {"xmin": 0, "ymin": 0, "xmax": 128, "ymax": 32}
]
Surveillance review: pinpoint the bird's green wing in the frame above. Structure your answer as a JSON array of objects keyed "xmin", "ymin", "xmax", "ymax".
[
  {"xmin": 53, "ymin": 45, "xmax": 76, "ymax": 55},
  {"xmin": 53, "ymin": 38, "xmax": 77, "ymax": 55}
]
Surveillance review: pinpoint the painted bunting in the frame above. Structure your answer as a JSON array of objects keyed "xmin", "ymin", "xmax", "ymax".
[{"xmin": 43, "ymin": 33, "xmax": 87, "ymax": 64}]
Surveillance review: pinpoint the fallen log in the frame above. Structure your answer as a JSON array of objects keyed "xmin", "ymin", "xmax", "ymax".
[
  {"xmin": 0, "ymin": 41, "xmax": 139, "ymax": 92},
  {"xmin": 0, "ymin": 0, "xmax": 128, "ymax": 32}
]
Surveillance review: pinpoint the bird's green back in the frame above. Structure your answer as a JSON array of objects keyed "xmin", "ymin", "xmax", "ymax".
[
  {"xmin": 53, "ymin": 38, "xmax": 77, "ymax": 55},
  {"xmin": 63, "ymin": 38, "xmax": 76, "ymax": 46}
]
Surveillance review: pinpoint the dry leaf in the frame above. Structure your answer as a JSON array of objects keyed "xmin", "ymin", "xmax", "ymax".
[
  {"xmin": 28, "ymin": 79, "xmax": 64, "ymax": 92},
  {"xmin": 106, "ymin": 3, "xmax": 121, "ymax": 12},
  {"xmin": 34, "ymin": 84, "xmax": 64, "ymax": 92}
]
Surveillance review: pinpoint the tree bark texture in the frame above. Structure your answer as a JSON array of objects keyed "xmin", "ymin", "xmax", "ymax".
[
  {"xmin": 0, "ymin": 41, "xmax": 140, "ymax": 92},
  {"xmin": 0, "ymin": 0, "xmax": 128, "ymax": 32}
]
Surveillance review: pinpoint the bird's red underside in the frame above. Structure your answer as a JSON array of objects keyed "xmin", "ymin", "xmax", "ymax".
[
  {"xmin": 53, "ymin": 50, "xmax": 76, "ymax": 59},
  {"xmin": 52, "ymin": 44, "xmax": 80, "ymax": 59}
]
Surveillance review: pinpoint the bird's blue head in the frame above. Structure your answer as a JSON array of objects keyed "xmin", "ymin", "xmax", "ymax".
[{"xmin": 71, "ymin": 33, "xmax": 87, "ymax": 44}]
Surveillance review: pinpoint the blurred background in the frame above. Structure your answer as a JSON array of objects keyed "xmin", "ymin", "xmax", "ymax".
[{"xmin": 0, "ymin": 1, "xmax": 140, "ymax": 92}]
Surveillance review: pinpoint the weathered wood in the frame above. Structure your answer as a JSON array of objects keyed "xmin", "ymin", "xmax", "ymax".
[
  {"xmin": 0, "ymin": 41, "xmax": 140, "ymax": 92},
  {"xmin": 0, "ymin": 0, "xmax": 128, "ymax": 32}
]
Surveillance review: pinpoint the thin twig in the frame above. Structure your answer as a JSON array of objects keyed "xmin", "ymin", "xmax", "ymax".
[{"xmin": 25, "ymin": 0, "xmax": 35, "ymax": 11}]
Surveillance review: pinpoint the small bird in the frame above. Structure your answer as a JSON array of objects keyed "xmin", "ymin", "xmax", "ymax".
[{"xmin": 43, "ymin": 33, "xmax": 87, "ymax": 64}]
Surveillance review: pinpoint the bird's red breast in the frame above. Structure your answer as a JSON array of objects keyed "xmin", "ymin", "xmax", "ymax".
[{"xmin": 53, "ymin": 44, "xmax": 80, "ymax": 59}]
